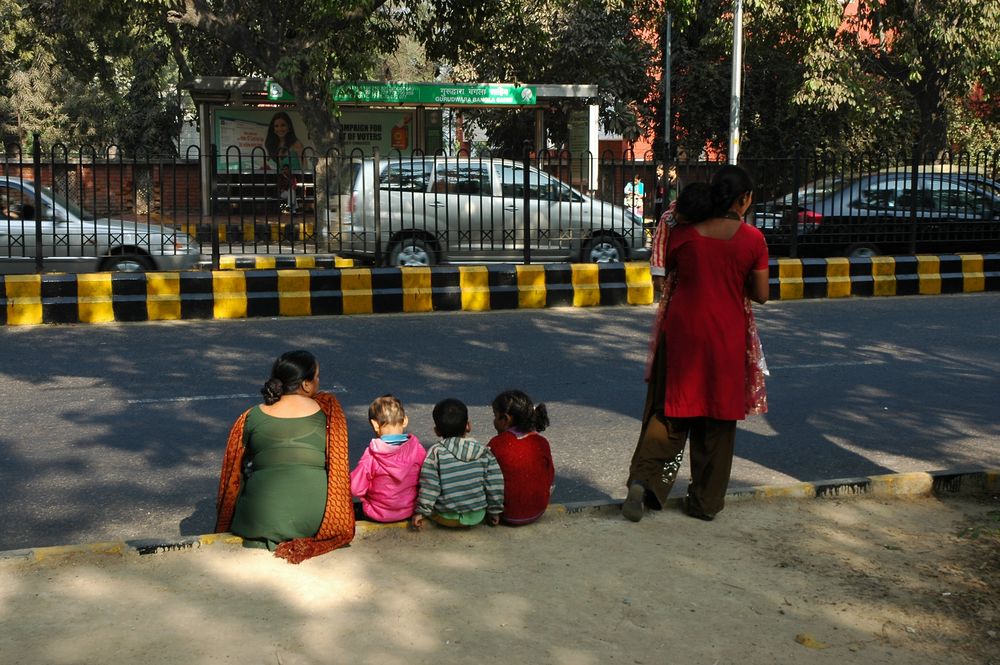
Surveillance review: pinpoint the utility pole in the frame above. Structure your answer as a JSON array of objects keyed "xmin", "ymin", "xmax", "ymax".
[
  {"xmin": 663, "ymin": 11, "xmax": 672, "ymax": 163},
  {"xmin": 654, "ymin": 10, "xmax": 673, "ymax": 224},
  {"xmin": 728, "ymin": 0, "xmax": 743, "ymax": 164}
]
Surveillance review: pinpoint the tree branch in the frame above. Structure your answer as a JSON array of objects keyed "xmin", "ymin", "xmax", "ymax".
[
  {"xmin": 166, "ymin": 0, "xmax": 278, "ymax": 71},
  {"xmin": 164, "ymin": 22, "xmax": 193, "ymax": 82}
]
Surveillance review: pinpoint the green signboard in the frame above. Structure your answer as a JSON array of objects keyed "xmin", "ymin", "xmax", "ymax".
[
  {"xmin": 266, "ymin": 80, "xmax": 294, "ymax": 102},
  {"xmin": 266, "ymin": 80, "xmax": 537, "ymax": 106}
]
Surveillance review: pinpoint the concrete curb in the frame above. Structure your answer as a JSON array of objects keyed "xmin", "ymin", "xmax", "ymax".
[
  {"xmin": 1, "ymin": 254, "xmax": 997, "ymax": 326},
  {"xmin": 3, "ymin": 467, "xmax": 996, "ymax": 566}
]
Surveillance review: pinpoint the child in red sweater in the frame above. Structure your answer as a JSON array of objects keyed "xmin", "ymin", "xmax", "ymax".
[{"xmin": 488, "ymin": 390, "xmax": 555, "ymax": 525}]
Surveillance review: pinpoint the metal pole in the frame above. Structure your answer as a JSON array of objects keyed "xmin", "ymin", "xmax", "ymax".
[
  {"xmin": 198, "ymin": 102, "xmax": 212, "ymax": 217},
  {"xmin": 789, "ymin": 143, "xmax": 801, "ymax": 258},
  {"xmin": 908, "ymin": 140, "xmax": 920, "ymax": 255},
  {"xmin": 653, "ymin": 11, "xmax": 673, "ymax": 224},
  {"xmin": 522, "ymin": 143, "xmax": 532, "ymax": 264},
  {"xmin": 728, "ymin": 0, "xmax": 743, "ymax": 164},
  {"xmin": 663, "ymin": 12, "xmax": 672, "ymax": 162},
  {"xmin": 32, "ymin": 133, "xmax": 43, "ymax": 273},
  {"xmin": 373, "ymin": 148, "xmax": 382, "ymax": 266}
]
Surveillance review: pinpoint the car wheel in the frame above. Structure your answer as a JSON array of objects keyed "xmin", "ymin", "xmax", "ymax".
[
  {"xmin": 584, "ymin": 236, "xmax": 626, "ymax": 263},
  {"xmin": 102, "ymin": 255, "xmax": 154, "ymax": 272},
  {"xmin": 389, "ymin": 237, "xmax": 435, "ymax": 267},
  {"xmin": 845, "ymin": 243, "xmax": 879, "ymax": 259}
]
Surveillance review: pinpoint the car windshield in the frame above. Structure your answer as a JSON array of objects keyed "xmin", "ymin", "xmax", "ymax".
[{"xmin": 964, "ymin": 176, "xmax": 1000, "ymax": 198}]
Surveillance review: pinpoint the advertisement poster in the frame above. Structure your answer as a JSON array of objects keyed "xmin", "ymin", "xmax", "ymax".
[{"xmin": 214, "ymin": 108, "xmax": 419, "ymax": 173}]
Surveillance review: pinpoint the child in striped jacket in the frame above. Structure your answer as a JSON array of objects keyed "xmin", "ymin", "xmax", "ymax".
[{"xmin": 411, "ymin": 398, "xmax": 505, "ymax": 529}]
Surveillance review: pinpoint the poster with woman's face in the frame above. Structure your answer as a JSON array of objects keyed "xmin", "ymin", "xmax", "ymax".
[{"xmin": 213, "ymin": 108, "xmax": 418, "ymax": 173}]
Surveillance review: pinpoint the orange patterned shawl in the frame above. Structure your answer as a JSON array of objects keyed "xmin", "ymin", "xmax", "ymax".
[{"xmin": 215, "ymin": 391, "xmax": 356, "ymax": 563}]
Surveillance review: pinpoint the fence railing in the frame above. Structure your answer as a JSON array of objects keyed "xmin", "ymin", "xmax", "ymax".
[
  {"xmin": 738, "ymin": 147, "xmax": 1000, "ymax": 258},
  {"xmin": 3, "ymin": 138, "xmax": 998, "ymax": 273}
]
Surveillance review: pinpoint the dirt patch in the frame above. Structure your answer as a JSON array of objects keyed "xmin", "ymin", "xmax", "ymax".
[{"xmin": 1, "ymin": 495, "xmax": 998, "ymax": 665}]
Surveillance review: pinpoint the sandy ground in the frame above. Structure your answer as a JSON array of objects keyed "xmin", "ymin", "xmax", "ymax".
[{"xmin": 1, "ymin": 494, "xmax": 998, "ymax": 665}]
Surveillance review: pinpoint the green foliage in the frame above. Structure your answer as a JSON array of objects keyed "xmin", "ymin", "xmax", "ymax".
[
  {"xmin": 2, "ymin": 0, "xmax": 186, "ymax": 154},
  {"xmin": 164, "ymin": 0, "xmax": 416, "ymax": 149},
  {"xmin": 796, "ymin": 0, "xmax": 1000, "ymax": 158},
  {"xmin": 422, "ymin": 0, "xmax": 657, "ymax": 153},
  {"xmin": 660, "ymin": 0, "xmax": 997, "ymax": 161},
  {"xmin": 3, "ymin": 0, "xmax": 996, "ymax": 160}
]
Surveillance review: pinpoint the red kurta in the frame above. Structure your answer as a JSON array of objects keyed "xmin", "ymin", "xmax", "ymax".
[
  {"xmin": 488, "ymin": 431, "xmax": 555, "ymax": 524},
  {"xmin": 663, "ymin": 223, "xmax": 768, "ymax": 421}
]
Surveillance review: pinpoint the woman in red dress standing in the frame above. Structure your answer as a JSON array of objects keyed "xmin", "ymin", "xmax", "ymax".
[{"xmin": 625, "ymin": 165, "xmax": 770, "ymax": 522}]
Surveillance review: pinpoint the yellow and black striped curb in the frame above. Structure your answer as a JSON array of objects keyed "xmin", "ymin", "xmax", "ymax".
[
  {"xmin": 775, "ymin": 254, "xmax": 997, "ymax": 299},
  {"xmin": 180, "ymin": 221, "xmax": 317, "ymax": 245},
  {"xmin": 2, "ymin": 468, "xmax": 995, "ymax": 566},
  {"xmin": 0, "ymin": 262, "xmax": 655, "ymax": 326},
  {"xmin": 213, "ymin": 255, "xmax": 355, "ymax": 270},
  {"xmin": 1, "ymin": 254, "xmax": 997, "ymax": 326}
]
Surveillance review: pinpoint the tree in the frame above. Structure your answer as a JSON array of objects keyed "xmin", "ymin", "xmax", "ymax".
[
  {"xmin": 798, "ymin": 0, "xmax": 1000, "ymax": 159},
  {"xmin": 659, "ymin": 1, "xmax": 881, "ymax": 160},
  {"xmin": 0, "ymin": 0, "xmax": 69, "ymax": 152},
  {"xmin": 19, "ymin": 0, "xmax": 195, "ymax": 155},
  {"xmin": 421, "ymin": 0, "xmax": 658, "ymax": 154},
  {"xmin": 164, "ymin": 0, "xmax": 416, "ymax": 153}
]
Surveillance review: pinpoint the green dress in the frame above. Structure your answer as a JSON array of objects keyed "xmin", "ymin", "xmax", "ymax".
[{"xmin": 229, "ymin": 406, "xmax": 328, "ymax": 550}]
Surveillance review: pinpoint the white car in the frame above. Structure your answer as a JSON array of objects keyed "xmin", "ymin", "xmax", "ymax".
[
  {"xmin": 1, "ymin": 177, "xmax": 202, "ymax": 273},
  {"xmin": 327, "ymin": 157, "xmax": 651, "ymax": 266}
]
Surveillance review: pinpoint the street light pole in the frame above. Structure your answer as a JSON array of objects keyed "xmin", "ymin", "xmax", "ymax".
[
  {"xmin": 654, "ymin": 10, "xmax": 673, "ymax": 224},
  {"xmin": 728, "ymin": 0, "xmax": 743, "ymax": 164},
  {"xmin": 663, "ymin": 11, "xmax": 672, "ymax": 162}
]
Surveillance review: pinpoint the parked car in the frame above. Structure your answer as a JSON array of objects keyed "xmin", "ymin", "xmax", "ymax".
[
  {"xmin": 752, "ymin": 171, "xmax": 1000, "ymax": 258},
  {"xmin": 326, "ymin": 157, "xmax": 651, "ymax": 266},
  {"xmin": 0, "ymin": 176, "xmax": 202, "ymax": 274}
]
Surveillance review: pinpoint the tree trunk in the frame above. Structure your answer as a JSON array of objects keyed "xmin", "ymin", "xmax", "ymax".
[
  {"xmin": 910, "ymin": 62, "xmax": 950, "ymax": 162},
  {"xmin": 284, "ymin": 73, "xmax": 343, "ymax": 250}
]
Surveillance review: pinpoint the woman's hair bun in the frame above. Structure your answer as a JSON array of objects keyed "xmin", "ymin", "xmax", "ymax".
[
  {"xmin": 261, "ymin": 350, "xmax": 318, "ymax": 405},
  {"xmin": 261, "ymin": 377, "xmax": 284, "ymax": 405},
  {"xmin": 710, "ymin": 165, "xmax": 754, "ymax": 215}
]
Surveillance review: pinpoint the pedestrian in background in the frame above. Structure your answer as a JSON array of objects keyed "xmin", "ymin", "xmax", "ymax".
[
  {"xmin": 624, "ymin": 174, "xmax": 645, "ymax": 219},
  {"xmin": 653, "ymin": 163, "xmax": 678, "ymax": 222}
]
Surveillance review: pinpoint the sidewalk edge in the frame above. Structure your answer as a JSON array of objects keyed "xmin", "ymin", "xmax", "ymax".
[{"xmin": 4, "ymin": 467, "xmax": 996, "ymax": 564}]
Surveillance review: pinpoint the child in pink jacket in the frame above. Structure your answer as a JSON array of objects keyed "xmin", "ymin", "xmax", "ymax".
[{"xmin": 350, "ymin": 395, "xmax": 426, "ymax": 522}]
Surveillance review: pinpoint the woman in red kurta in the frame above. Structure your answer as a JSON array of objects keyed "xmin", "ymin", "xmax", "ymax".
[
  {"xmin": 488, "ymin": 390, "xmax": 555, "ymax": 525},
  {"xmin": 626, "ymin": 166, "xmax": 769, "ymax": 522}
]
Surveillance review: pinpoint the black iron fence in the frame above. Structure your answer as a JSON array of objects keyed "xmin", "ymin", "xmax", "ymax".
[
  {"xmin": 736, "ymin": 147, "xmax": 1000, "ymax": 258},
  {"xmin": 3, "ymin": 137, "xmax": 998, "ymax": 273}
]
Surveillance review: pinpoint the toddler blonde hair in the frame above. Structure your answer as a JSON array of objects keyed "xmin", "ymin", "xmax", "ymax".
[{"xmin": 368, "ymin": 394, "xmax": 406, "ymax": 427}]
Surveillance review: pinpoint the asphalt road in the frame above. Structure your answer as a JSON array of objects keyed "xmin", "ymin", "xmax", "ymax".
[{"xmin": 2, "ymin": 293, "xmax": 998, "ymax": 550}]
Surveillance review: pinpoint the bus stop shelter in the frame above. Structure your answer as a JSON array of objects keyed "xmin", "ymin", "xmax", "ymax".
[{"xmin": 180, "ymin": 77, "xmax": 600, "ymax": 217}]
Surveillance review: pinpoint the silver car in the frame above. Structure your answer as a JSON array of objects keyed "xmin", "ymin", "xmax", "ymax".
[
  {"xmin": 327, "ymin": 157, "xmax": 651, "ymax": 266},
  {"xmin": 753, "ymin": 171, "xmax": 1000, "ymax": 258},
  {"xmin": 1, "ymin": 176, "xmax": 202, "ymax": 273}
]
